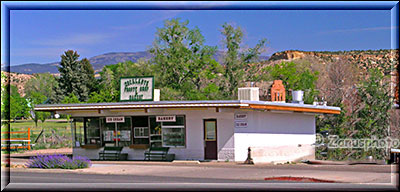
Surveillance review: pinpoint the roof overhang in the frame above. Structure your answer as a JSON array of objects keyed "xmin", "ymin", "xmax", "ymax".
[{"xmin": 34, "ymin": 100, "xmax": 341, "ymax": 115}]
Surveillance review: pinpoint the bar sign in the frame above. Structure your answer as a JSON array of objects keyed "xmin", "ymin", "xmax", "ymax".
[
  {"xmin": 106, "ymin": 116, "xmax": 125, "ymax": 123},
  {"xmin": 156, "ymin": 116, "xmax": 176, "ymax": 122}
]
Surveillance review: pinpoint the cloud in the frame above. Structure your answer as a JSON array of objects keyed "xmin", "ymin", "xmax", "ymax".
[
  {"xmin": 11, "ymin": 47, "xmax": 88, "ymax": 57},
  {"xmin": 111, "ymin": 10, "xmax": 185, "ymax": 31},
  {"xmin": 319, "ymin": 26, "xmax": 398, "ymax": 35},
  {"xmin": 32, "ymin": 32, "xmax": 114, "ymax": 46}
]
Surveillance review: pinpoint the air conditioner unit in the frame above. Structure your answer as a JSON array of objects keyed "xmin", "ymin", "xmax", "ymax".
[{"xmin": 238, "ymin": 87, "xmax": 259, "ymax": 101}]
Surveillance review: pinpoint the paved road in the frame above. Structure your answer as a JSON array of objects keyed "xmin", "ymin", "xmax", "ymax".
[{"xmin": 2, "ymin": 171, "xmax": 397, "ymax": 191}]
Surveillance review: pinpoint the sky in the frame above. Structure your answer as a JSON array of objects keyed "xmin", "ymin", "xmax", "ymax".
[{"xmin": 9, "ymin": 9, "xmax": 393, "ymax": 66}]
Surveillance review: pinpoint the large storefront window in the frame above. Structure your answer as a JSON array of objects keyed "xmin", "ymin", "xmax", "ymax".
[
  {"xmin": 79, "ymin": 115, "xmax": 185, "ymax": 148},
  {"xmin": 84, "ymin": 117, "xmax": 101, "ymax": 145},
  {"xmin": 101, "ymin": 117, "xmax": 132, "ymax": 147},
  {"xmin": 161, "ymin": 116, "xmax": 185, "ymax": 147}
]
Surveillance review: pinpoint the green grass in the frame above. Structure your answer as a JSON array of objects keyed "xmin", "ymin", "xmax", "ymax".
[{"xmin": 1, "ymin": 119, "xmax": 83, "ymax": 153}]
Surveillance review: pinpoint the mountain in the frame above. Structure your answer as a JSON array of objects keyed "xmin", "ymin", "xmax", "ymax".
[{"xmin": 5, "ymin": 51, "xmax": 270, "ymax": 75}]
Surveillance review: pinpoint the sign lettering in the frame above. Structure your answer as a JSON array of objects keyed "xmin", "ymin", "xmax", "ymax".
[
  {"xmin": 120, "ymin": 77, "xmax": 154, "ymax": 101},
  {"xmin": 235, "ymin": 113, "xmax": 247, "ymax": 120},
  {"xmin": 106, "ymin": 116, "xmax": 125, "ymax": 123},
  {"xmin": 156, "ymin": 116, "xmax": 176, "ymax": 122},
  {"xmin": 235, "ymin": 121, "xmax": 248, "ymax": 128}
]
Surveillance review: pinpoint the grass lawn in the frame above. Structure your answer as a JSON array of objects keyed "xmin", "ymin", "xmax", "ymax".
[{"xmin": 1, "ymin": 119, "xmax": 83, "ymax": 153}]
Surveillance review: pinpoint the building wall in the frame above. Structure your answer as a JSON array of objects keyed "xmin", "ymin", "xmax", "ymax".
[
  {"xmin": 233, "ymin": 110, "xmax": 316, "ymax": 163},
  {"xmin": 71, "ymin": 108, "xmax": 235, "ymax": 161},
  {"xmin": 70, "ymin": 108, "xmax": 316, "ymax": 163}
]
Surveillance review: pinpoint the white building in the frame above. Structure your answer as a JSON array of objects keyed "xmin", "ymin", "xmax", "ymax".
[{"xmin": 35, "ymin": 99, "xmax": 340, "ymax": 164}]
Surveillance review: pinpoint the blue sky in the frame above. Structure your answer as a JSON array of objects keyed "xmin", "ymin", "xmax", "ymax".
[{"xmin": 10, "ymin": 9, "xmax": 393, "ymax": 66}]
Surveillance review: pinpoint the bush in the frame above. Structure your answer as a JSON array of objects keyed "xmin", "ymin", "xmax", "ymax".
[{"xmin": 26, "ymin": 154, "xmax": 91, "ymax": 169}]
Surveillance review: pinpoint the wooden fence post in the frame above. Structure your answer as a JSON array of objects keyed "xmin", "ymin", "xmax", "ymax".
[{"xmin": 28, "ymin": 127, "xmax": 31, "ymax": 150}]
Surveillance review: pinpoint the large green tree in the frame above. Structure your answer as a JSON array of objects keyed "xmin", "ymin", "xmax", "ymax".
[
  {"xmin": 149, "ymin": 18, "xmax": 224, "ymax": 100},
  {"xmin": 55, "ymin": 50, "xmax": 89, "ymax": 102},
  {"xmin": 220, "ymin": 23, "xmax": 267, "ymax": 99},
  {"xmin": 80, "ymin": 58, "xmax": 97, "ymax": 93}
]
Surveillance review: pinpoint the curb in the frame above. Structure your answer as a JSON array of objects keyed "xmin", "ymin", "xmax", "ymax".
[{"xmin": 264, "ymin": 176, "xmax": 339, "ymax": 183}]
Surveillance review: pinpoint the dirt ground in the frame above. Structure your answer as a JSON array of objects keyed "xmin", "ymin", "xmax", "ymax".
[{"xmin": 3, "ymin": 147, "xmax": 72, "ymax": 158}]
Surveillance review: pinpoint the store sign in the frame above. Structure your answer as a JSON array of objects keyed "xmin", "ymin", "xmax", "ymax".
[
  {"xmin": 156, "ymin": 116, "xmax": 176, "ymax": 122},
  {"xmin": 120, "ymin": 76, "xmax": 154, "ymax": 101},
  {"xmin": 106, "ymin": 116, "xmax": 125, "ymax": 123},
  {"xmin": 235, "ymin": 113, "xmax": 247, "ymax": 120},
  {"xmin": 235, "ymin": 121, "xmax": 248, "ymax": 128}
]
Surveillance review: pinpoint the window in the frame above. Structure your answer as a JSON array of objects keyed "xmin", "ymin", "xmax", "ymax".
[
  {"xmin": 117, "ymin": 117, "xmax": 132, "ymax": 147},
  {"xmin": 161, "ymin": 116, "xmax": 185, "ymax": 147},
  {"xmin": 149, "ymin": 117, "xmax": 162, "ymax": 147},
  {"xmin": 134, "ymin": 127, "xmax": 149, "ymax": 138},
  {"xmin": 132, "ymin": 116, "xmax": 149, "ymax": 145},
  {"xmin": 101, "ymin": 117, "xmax": 132, "ymax": 147},
  {"xmin": 84, "ymin": 117, "xmax": 101, "ymax": 145}
]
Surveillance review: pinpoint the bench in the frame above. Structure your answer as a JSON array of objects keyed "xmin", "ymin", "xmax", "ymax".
[
  {"xmin": 99, "ymin": 146, "xmax": 124, "ymax": 160},
  {"xmin": 144, "ymin": 145, "xmax": 170, "ymax": 161}
]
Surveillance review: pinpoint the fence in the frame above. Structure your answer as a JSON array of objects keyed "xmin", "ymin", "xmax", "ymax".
[{"xmin": 1, "ymin": 127, "xmax": 32, "ymax": 150}]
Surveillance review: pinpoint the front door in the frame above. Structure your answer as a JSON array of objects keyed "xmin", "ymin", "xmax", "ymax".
[{"xmin": 204, "ymin": 119, "xmax": 217, "ymax": 160}]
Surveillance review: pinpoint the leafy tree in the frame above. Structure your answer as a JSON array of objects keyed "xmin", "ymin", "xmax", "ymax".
[
  {"xmin": 262, "ymin": 61, "xmax": 319, "ymax": 103},
  {"xmin": 24, "ymin": 73, "xmax": 57, "ymax": 103},
  {"xmin": 56, "ymin": 50, "xmax": 89, "ymax": 102},
  {"xmin": 149, "ymin": 18, "xmax": 224, "ymax": 100},
  {"xmin": 220, "ymin": 23, "xmax": 267, "ymax": 99},
  {"xmin": 26, "ymin": 91, "xmax": 50, "ymax": 128},
  {"xmin": 10, "ymin": 85, "xmax": 29, "ymax": 121}
]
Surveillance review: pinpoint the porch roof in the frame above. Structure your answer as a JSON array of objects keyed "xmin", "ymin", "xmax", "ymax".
[{"xmin": 34, "ymin": 100, "xmax": 341, "ymax": 114}]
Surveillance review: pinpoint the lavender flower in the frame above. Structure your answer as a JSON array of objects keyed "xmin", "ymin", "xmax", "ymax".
[{"xmin": 26, "ymin": 154, "xmax": 91, "ymax": 169}]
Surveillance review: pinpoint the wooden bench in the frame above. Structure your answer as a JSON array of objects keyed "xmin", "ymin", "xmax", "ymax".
[
  {"xmin": 144, "ymin": 146, "xmax": 170, "ymax": 161},
  {"xmin": 99, "ymin": 146, "xmax": 123, "ymax": 160}
]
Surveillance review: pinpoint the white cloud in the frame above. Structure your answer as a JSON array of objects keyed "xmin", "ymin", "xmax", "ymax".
[{"xmin": 32, "ymin": 32, "xmax": 114, "ymax": 46}]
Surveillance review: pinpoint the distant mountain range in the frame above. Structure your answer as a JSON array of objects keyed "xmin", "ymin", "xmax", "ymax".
[{"xmin": 5, "ymin": 51, "xmax": 270, "ymax": 75}]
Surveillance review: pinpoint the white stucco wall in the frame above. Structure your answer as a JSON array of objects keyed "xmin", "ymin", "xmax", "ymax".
[{"xmin": 233, "ymin": 110, "xmax": 316, "ymax": 163}]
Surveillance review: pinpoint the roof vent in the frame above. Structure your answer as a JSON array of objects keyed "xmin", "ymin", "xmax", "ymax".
[
  {"xmin": 238, "ymin": 87, "xmax": 259, "ymax": 101},
  {"xmin": 292, "ymin": 90, "xmax": 304, "ymax": 104}
]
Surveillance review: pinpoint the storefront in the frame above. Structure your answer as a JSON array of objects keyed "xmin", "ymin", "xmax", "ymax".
[
  {"xmin": 35, "ymin": 100, "xmax": 340, "ymax": 163},
  {"xmin": 34, "ymin": 76, "xmax": 341, "ymax": 163}
]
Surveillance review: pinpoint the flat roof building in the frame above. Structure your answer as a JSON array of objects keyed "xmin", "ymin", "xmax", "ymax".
[{"xmin": 35, "ymin": 76, "xmax": 340, "ymax": 163}]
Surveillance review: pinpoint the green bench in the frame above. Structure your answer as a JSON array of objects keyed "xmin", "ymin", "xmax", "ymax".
[
  {"xmin": 99, "ymin": 146, "xmax": 124, "ymax": 160},
  {"xmin": 144, "ymin": 145, "xmax": 171, "ymax": 161}
]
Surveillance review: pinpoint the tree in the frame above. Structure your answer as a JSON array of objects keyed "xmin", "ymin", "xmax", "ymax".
[
  {"xmin": 262, "ymin": 61, "xmax": 319, "ymax": 103},
  {"xmin": 351, "ymin": 68, "xmax": 392, "ymax": 159},
  {"xmin": 9, "ymin": 85, "xmax": 29, "ymax": 121},
  {"xmin": 24, "ymin": 73, "xmax": 57, "ymax": 103},
  {"xmin": 56, "ymin": 50, "xmax": 89, "ymax": 102},
  {"xmin": 1, "ymin": 72, "xmax": 10, "ymax": 122},
  {"xmin": 220, "ymin": 23, "xmax": 267, "ymax": 99},
  {"xmin": 80, "ymin": 58, "xmax": 97, "ymax": 93},
  {"xmin": 61, "ymin": 93, "xmax": 81, "ymax": 122},
  {"xmin": 25, "ymin": 91, "xmax": 50, "ymax": 128},
  {"xmin": 149, "ymin": 18, "xmax": 224, "ymax": 100}
]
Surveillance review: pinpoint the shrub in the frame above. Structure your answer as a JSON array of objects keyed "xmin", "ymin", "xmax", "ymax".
[{"xmin": 26, "ymin": 154, "xmax": 91, "ymax": 169}]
